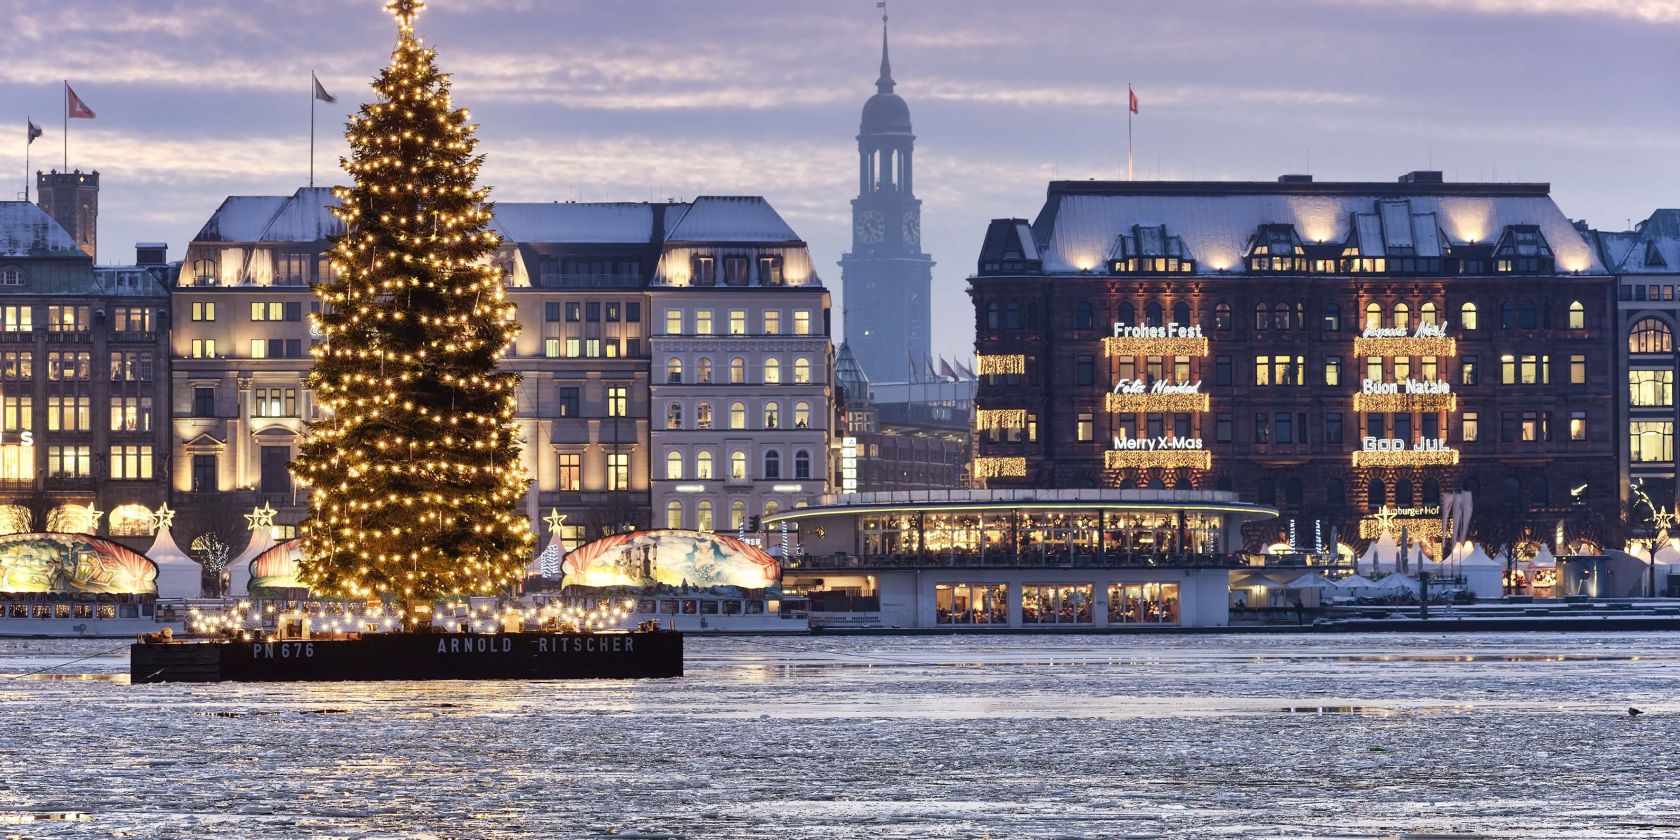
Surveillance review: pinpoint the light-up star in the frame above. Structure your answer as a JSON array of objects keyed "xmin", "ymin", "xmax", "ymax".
[
  {"xmin": 1371, "ymin": 505, "xmax": 1397, "ymax": 535},
  {"xmin": 1655, "ymin": 507, "xmax": 1676, "ymax": 532},
  {"xmin": 83, "ymin": 503, "xmax": 102, "ymax": 533},
  {"xmin": 152, "ymin": 503, "xmax": 176, "ymax": 532},
  {"xmin": 543, "ymin": 508, "xmax": 567, "ymax": 533},
  {"xmin": 246, "ymin": 502, "xmax": 278, "ymax": 532}
]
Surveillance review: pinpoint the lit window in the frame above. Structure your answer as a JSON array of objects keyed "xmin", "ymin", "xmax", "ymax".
[
  {"xmin": 1570, "ymin": 411, "xmax": 1587, "ymax": 442},
  {"xmin": 666, "ymin": 450, "xmax": 683, "ymax": 480},
  {"xmin": 763, "ymin": 357, "xmax": 781, "ymax": 385},
  {"xmin": 1630, "ymin": 370, "xmax": 1673, "ymax": 407},
  {"xmin": 664, "ymin": 310, "xmax": 682, "ymax": 335},
  {"xmin": 1460, "ymin": 302, "xmax": 1477, "ymax": 331},
  {"xmin": 1076, "ymin": 411, "xmax": 1094, "ymax": 442},
  {"xmin": 793, "ymin": 311, "xmax": 811, "ymax": 335},
  {"xmin": 793, "ymin": 357, "xmax": 811, "ymax": 384},
  {"xmin": 1463, "ymin": 412, "xmax": 1479, "ymax": 443},
  {"xmin": 1568, "ymin": 300, "xmax": 1585, "ymax": 330},
  {"xmin": 1631, "ymin": 421, "xmax": 1673, "ymax": 463}
]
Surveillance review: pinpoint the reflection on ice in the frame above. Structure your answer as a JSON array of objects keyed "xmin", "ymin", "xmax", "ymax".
[{"xmin": 2, "ymin": 632, "xmax": 1678, "ymax": 838}]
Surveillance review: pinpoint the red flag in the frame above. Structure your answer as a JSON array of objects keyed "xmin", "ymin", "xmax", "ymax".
[
  {"xmin": 66, "ymin": 83, "xmax": 95, "ymax": 119},
  {"xmin": 1128, "ymin": 86, "xmax": 1139, "ymax": 115}
]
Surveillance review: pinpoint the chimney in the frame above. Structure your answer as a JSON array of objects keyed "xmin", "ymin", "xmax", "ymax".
[
  {"xmin": 1399, "ymin": 171, "xmax": 1444, "ymax": 185},
  {"xmin": 135, "ymin": 242, "xmax": 168, "ymax": 267}
]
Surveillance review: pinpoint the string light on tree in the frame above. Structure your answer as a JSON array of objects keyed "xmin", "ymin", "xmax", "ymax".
[{"xmin": 290, "ymin": 0, "xmax": 533, "ymax": 623}]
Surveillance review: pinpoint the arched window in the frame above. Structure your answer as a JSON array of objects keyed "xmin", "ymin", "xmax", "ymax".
[
  {"xmin": 1004, "ymin": 302, "xmax": 1022, "ymax": 330},
  {"xmin": 1274, "ymin": 302, "xmax": 1289, "ymax": 330},
  {"xmin": 1364, "ymin": 302, "xmax": 1381, "ymax": 331},
  {"xmin": 1322, "ymin": 302, "xmax": 1340, "ymax": 331},
  {"xmin": 1292, "ymin": 302, "xmax": 1305, "ymax": 330},
  {"xmin": 985, "ymin": 302, "xmax": 999, "ymax": 330},
  {"xmin": 1460, "ymin": 301, "xmax": 1478, "ymax": 331},
  {"xmin": 793, "ymin": 357, "xmax": 811, "ymax": 384},
  {"xmin": 1529, "ymin": 476, "xmax": 1548, "ymax": 509},
  {"xmin": 1145, "ymin": 301, "xmax": 1164, "ymax": 327},
  {"xmin": 1366, "ymin": 478, "xmax": 1386, "ymax": 511},
  {"xmin": 1630, "ymin": 318, "xmax": 1674, "ymax": 353},
  {"xmin": 764, "ymin": 450, "xmax": 781, "ymax": 480},
  {"xmin": 665, "ymin": 357, "xmax": 683, "ymax": 384},
  {"xmin": 1254, "ymin": 303, "xmax": 1270, "ymax": 331},
  {"xmin": 793, "ymin": 401, "xmax": 811, "ymax": 428},
  {"xmin": 1118, "ymin": 301, "xmax": 1136, "ymax": 326},
  {"xmin": 1395, "ymin": 478, "xmax": 1414, "ymax": 507},
  {"xmin": 665, "ymin": 401, "xmax": 682, "ymax": 430},
  {"xmin": 764, "ymin": 500, "xmax": 781, "ymax": 517},
  {"xmin": 729, "ymin": 402, "xmax": 746, "ymax": 430},
  {"xmin": 1500, "ymin": 301, "xmax": 1516, "ymax": 329},
  {"xmin": 730, "ymin": 500, "xmax": 746, "ymax": 530},
  {"xmin": 107, "ymin": 504, "xmax": 156, "ymax": 537},
  {"xmin": 1519, "ymin": 301, "xmax": 1537, "ymax": 329},
  {"xmin": 1172, "ymin": 300, "xmax": 1190, "ymax": 326},
  {"xmin": 696, "ymin": 500, "xmax": 714, "ymax": 532},
  {"xmin": 764, "ymin": 402, "xmax": 780, "ymax": 429},
  {"xmin": 696, "ymin": 450, "xmax": 714, "ymax": 479},
  {"xmin": 1568, "ymin": 300, "xmax": 1585, "ymax": 330},
  {"xmin": 1074, "ymin": 301, "xmax": 1094, "ymax": 330},
  {"xmin": 730, "ymin": 357, "xmax": 746, "ymax": 384},
  {"xmin": 696, "ymin": 357, "xmax": 713, "ymax": 384},
  {"xmin": 665, "ymin": 500, "xmax": 683, "ymax": 530},
  {"xmin": 1257, "ymin": 478, "xmax": 1276, "ymax": 505},
  {"xmin": 1420, "ymin": 302, "xmax": 1438, "ymax": 326},
  {"xmin": 730, "ymin": 450, "xmax": 747, "ymax": 480},
  {"xmin": 763, "ymin": 357, "xmax": 781, "ymax": 384},
  {"xmin": 1326, "ymin": 478, "xmax": 1346, "ymax": 509},
  {"xmin": 1502, "ymin": 475, "xmax": 1521, "ymax": 508},
  {"xmin": 1393, "ymin": 303, "xmax": 1410, "ymax": 331},
  {"xmin": 1284, "ymin": 477, "xmax": 1303, "ymax": 508},
  {"xmin": 1422, "ymin": 478, "xmax": 1440, "ymax": 506},
  {"xmin": 1214, "ymin": 302, "xmax": 1232, "ymax": 330},
  {"xmin": 665, "ymin": 450, "xmax": 683, "ymax": 480},
  {"xmin": 795, "ymin": 450, "xmax": 812, "ymax": 479},
  {"xmin": 696, "ymin": 402, "xmax": 713, "ymax": 429}
]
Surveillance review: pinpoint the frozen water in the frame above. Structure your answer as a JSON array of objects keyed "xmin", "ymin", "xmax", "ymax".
[{"xmin": 2, "ymin": 633, "xmax": 1679, "ymax": 838}]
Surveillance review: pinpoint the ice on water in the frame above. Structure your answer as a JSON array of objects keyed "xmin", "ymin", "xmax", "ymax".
[{"xmin": 2, "ymin": 633, "xmax": 1678, "ymax": 838}]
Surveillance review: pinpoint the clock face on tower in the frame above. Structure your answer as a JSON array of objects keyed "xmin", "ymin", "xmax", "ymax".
[
  {"xmin": 856, "ymin": 209, "xmax": 886, "ymax": 245},
  {"xmin": 902, "ymin": 208, "xmax": 920, "ymax": 246}
]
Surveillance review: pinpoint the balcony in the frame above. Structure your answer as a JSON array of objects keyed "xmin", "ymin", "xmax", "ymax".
[
  {"xmin": 44, "ymin": 331, "xmax": 90, "ymax": 343},
  {"xmin": 536, "ymin": 273, "xmax": 643, "ymax": 290}
]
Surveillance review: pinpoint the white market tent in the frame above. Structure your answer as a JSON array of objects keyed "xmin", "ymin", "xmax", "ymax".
[
  {"xmin": 1336, "ymin": 573, "xmax": 1380, "ymax": 596},
  {"xmin": 226, "ymin": 528, "xmax": 275, "ymax": 597},
  {"xmin": 1372, "ymin": 574, "xmax": 1421, "ymax": 594},
  {"xmin": 1360, "ymin": 530, "xmax": 1399, "ymax": 573},
  {"xmin": 1452, "ymin": 541, "xmax": 1504, "ymax": 599},
  {"xmin": 1286, "ymin": 572, "xmax": 1336, "ymax": 590},
  {"xmin": 146, "ymin": 525, "xmax": 201, "ymax": 599}
]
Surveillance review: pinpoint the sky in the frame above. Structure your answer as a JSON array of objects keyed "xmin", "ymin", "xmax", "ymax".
[{"xmin": 2, "ymin": 0, "xmax": 1678, "ymax": 362}]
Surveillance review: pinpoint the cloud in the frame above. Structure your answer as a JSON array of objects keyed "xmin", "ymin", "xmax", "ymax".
[{"xmin": 1331, "ymin": 0, "xmax": 1680, "ymax": 24}]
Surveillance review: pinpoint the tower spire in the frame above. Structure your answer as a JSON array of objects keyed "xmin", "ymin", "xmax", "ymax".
[{"xmin": 876, "ymin": 3, "xmax": 895, "ymax": 94}]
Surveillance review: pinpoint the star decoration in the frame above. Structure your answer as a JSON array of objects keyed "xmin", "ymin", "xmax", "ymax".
[
  {"xmin": 152, "ymin": 503, "xmax": 176, "ymax": 532},
  {"xmin": 83, "ymin": 503, "xmax": 102, "ymax": 533},
  {"xmin": 246, "ymin": 502, "xmax": 278, "ymax": 532},
  {"xmin": 543, "ymin": 508, "xmax": 567, "ymax": 533},
  {"xmin": 1655, "ymin": 507, "xmax": 1675, "ymax": 532},
  {"xmin": 1370, "ymin": 505, "xmax": 1397, "ymax": 535}
]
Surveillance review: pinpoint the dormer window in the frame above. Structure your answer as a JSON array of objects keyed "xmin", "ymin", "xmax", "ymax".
[
  {"xmin": 758, "ymin": 256, "xmax": 784, "ymax": 286},
  {"xmin": 724, "ymin": 257, "xmax": 749, "ymax": 286},
  {"xmin": 1492, "ymin": 225, "xmax": 1555, "ymax": 274},
  {"xmin": 693, "ymin": 256, "xmax": 716, "ymax": 286},
  {"xmin": 0, "ymin": 268, "xmax": 22, "ymax": 286},
  {"xmin": 1245, "ymin": 225, "xmax": 1308, "ymax": 272},
  {"xmin": 1108, "ymin": 223, "xmax": 1196, "ymax": 275}
]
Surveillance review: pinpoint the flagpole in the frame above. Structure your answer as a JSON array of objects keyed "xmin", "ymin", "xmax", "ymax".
[
  {"xmin": 62, "ymin": 81, "xmax": 68, "ymax": 172},
  {"xmin": 1126, "ymin": 83, "xmax": 1133, "ymax": 182},
  {"xmin": 309, "ymin": 73, "xmax": 316, "ymax": 188},
  {"xmin": 24, "ymin": 117, "xmax": 29, "ymax": 202}
]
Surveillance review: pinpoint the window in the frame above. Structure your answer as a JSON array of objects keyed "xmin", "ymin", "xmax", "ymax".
[
  {"xmin": 729, "ymin": 310, "xmax": 747, "ymax": 336},
  {"xmin": 1462, "ymin": 356, "xmax": 1478, "ymax": 386},
  {"xmin": 794, "ymin": 450, "xmax": 812, "ymax": 480},
  {"xmin": 1570, "ymin": 411, "xmax": 1587, "ymax": 442},
  {"xmin": 696, "ymin": 402, "xmax": 713, "ymax": 430},
  {"xmin": 627, "ymin": 301, "xmax": 642, "ymax": 322},
  {"xmin": 0, "ymin": 268, "xmax": 22, "ymax": 286},
  {"xmin": 1076, "ymin": 412, "xmax": 1094, "ymax": 442},
  {"xmin": 1421, "ymin": 356, "xmax": 1438, "ymax": 382},
  {"xmin": 1630, "ymin": 370, "xmax": 1674, "ymax": 407},
  {"xmin": 1147, "ymin": 302, "xmax": 1165, "ymax": 327},
  {"xmin": 606, "ymin": 386, "xmax": 627, "ymax": 417},
  {"xmin": 1255, "ymin": 413, "xmax": 1271, "ymax": 443},
  {"xmin": 696, "ymin": 499, "xmax": 714, "ymax": 532},
  {"xmin": 1215, "ymin": 356, "xmax": 1232, "ymax": 387},
  {"xmin": 1460, "ymin": 302, "xmax": 1478, "ymax": 331},
  {"xmin": 46, "ymin": 396, "xmax": 90, "ymax": 431},
  {"xmin": 730, "ymin": 450, "xmax": 747, "ymax": 480},
  {"xmin": 1630, "ymin": 319, "xmax": 1673, "ymax": 353},
  {"xmin": 793, "ymin": 311, "xmax": 811, "ymax": 335},
  {"xmin": 1568, "ymin": 300, "xmax": 1585, "ymax": 330},
  {"xmin": 607, "ymin": 453, "xmax": 629, "ymax": 490},
  {"xmin": 1021, "ymin": 584, "xmax": 1095, "ymax": 625},
  {"xmin": 192, "ymin": 386, "xmax": 215, "ymax": 417},
  {"xmin": 557, "ymin": 387, "xmax": 580, "ymax": 417},
  {"xmin": 730, "ymin": 402, "xmax": 746, "ymax": 430},
  {"xmin": 1324, "ymin": 356, "xmax": 1341, "ymax": 387},
  {"xmin": 111, "ymin": 445, "xmax": 154, "ymax": 480},
  {"xmin": 1501, "ymin": 354, "xmax": 1515, "ymax": 385},
  {"xmin": 1364, "ymin": 302, "xmax": 1381, "ymax": 331},
  {"xmin": 764, "ymin": 402, "xmax": 780, "ymax": 429},
  {"xmin": 666, "ymin": 402, "xmax": 682, "ymax": 430},
  {"xmin": 763, "ymin": 310, "xmax": 781, "ymax": 335},
  {"xmin": 1326, "ymin": 412, "xmax": 1343, "ymax": 444},
  {"xmin": 191, "ymin": 454, "xmax": 217, "ymax": 492},
  {"xmin": 1, "ymin": 395, "xmax": 29, "ymax": 432},
  {"xmin": 1254, "ymin": 303, "xmax": 1269, "ymax": 331},
  {"xmin": 1322, "ymin": 302, "xmax": 1340, "ymax": 331},
  {"xmin": 689, "ymin": 309, "xmax": 712, "ymax": 336},
  {"xmin": 190, "ymin": 339, "xmax": 217, "ymax": 359},
  {"xmin": 730, "ymin": 358, "xmax": 746, "ymax": 384},
  {"xmin": 557, "ymin": 453, "xmax": 580, "ymax": 491},
  {"xmin": 110, "ymin": 352, "xmax": 151, "ymax": 382},
  {"xmin": 730, "ymin": 500, "xmax": 747, "ymax": 530},
  {"xmin": 1393, "ymin": 303, "xmax": 1410, "ymax": 331},
  {"xmin": 1520, "ymin": 411, "xmax": 1545, "ymax": 442},
  {"xmin": 586, "ymin": 301, "xmax": 601, "ymax": 322},
  {"xmin": 664, "ymin": 310, "xmax": 682, "ymax": 335},
  {"xmin": 694, "ymin": 256, "xmax": 716, "ymax": 286},
  {"xmin": 46, "ymin": 305, "xmax": 89, "ymax": 332},
  {"xmin": 666, "ymin": 357, "xmax": 683, "ymax": 384},
  {"xmin": 1215, "ymin": 413, "xmax": 1232, "ymax": 443},
  {"xmin": 47, "ymin": 446, "xmax": 92, "ymax": 478},
  {"xmin": 543, "ymin": 338, "xmax": 561, "ymax": 359},
  {"xmin": 1366, "ymin": 414, "xmax": 1384, "ymax": 439},
  {"xmin": 1075, "ymin": 355, "xmax": 1094, "ymax": 386},
  {"xmin": 1569, "ymin": 354, "xmax": 1586, "ymax": 385},
  {"xmin": 1367, "ymin": 478, "xmax": 1386, "ymax": 511},
  {"xmin": 1255, "ymin": 355, "xmax": 1303, "ymax": 386},
  {"xmin": 1214, "ymin": 303, "xmax": 1231, "ymax": 330},
  {"xmin": 1075, "ymin": 301, "xmax": 1094, "ymax": 330},
  {"xmin": 666, "ymin": 500, "xmax": 683, "ymax": 530},
  {"xmin": 725, "ymin": 257, "xmax": 749, "ymax": 286},
  {"xmin": 666, "ymin": 450, "xmax": 684, "ymax": 480},
  {"xmin": 1275, "ymin": 412, "xmax": 1293, "ymax": 444},
  {"xmin": 1420, "ymin": 302, "xmax": 1438, "ymax": 327},
  {"xmin": 564, "ymin": 338, "xmax": 580, "ymax": 358},
  {"xmin": 764, "ymin": 450, "xmax": 781, "ymax": 479},
  {"xmin": 1, "ymin": 305, "xmax": 30, "ymax": 332},
  {"xmin": 1633, "ymin": 422, "xmax": 1673, "ymax": 463},
  {"xmin": 764, "ymin": 357, "xmax": 781, "ymax": 384},
  {"xmin": 253, "ymin": 388, "xmax": 297, "ymax": 418},
  {"xmin": 794, "ymin": 357, "xmax": 811, "ymax": 384}
]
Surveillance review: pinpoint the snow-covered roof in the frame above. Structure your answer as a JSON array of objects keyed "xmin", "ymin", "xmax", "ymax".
[
  {"xmin": 193, "ymin": 187, "xmax": 343, "ymax": 243},
  {"xmin": 1025, "ymin": 179, "xmax": 1603, "ymax": 275},
  {"xmin": 1596, "ymin": 209, "xmax": 1680, "ymax": 274},
  {"xmin": 0, "ymin": 201, "xmax": 84, "ymax": 257},
  {"xmin": 665, "ymin": 196, "xmax": 802, "ymax": 243},
  {"xmin": 492, "ymin": 202, "xmax": 660, "ymax": 245}
]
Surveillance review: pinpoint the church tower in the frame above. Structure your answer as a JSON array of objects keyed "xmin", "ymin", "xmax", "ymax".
[{"xmin": 839, "ymin": 10, "xmax": 934, "ymax": 384}]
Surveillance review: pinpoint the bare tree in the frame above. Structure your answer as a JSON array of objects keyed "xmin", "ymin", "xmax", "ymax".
[
  {"xmin": 18, "ymin": 488, "xmax": 56, "ymax": 533},
  {"xmin": 186, "ymin": 504, "xmax": 250, "ymax": 597}
]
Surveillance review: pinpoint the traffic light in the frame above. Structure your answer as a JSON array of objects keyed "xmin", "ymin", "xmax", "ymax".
[{"xmin": 747, "ymin": 515, "xmax": 761, "ymax": 532}]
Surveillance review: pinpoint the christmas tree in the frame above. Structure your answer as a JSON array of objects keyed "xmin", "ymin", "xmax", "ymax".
[{"xmin": 292, "ymin": 0, "xmax": 533, "ymax": 620}]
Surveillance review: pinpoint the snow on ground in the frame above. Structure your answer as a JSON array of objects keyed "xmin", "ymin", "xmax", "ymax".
[{"xmin": 1, "ymin": 633, "xmax": 1678, "ymax": 839}]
